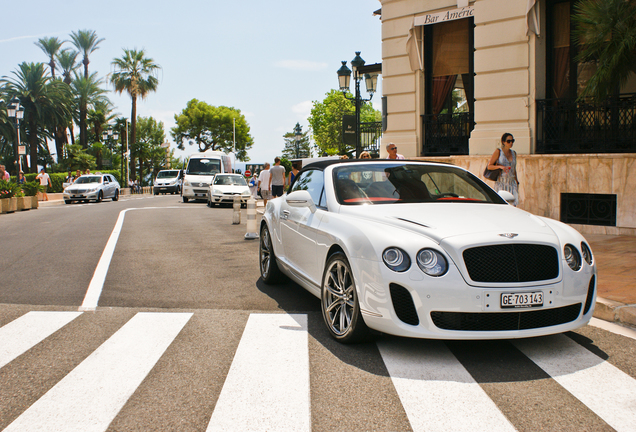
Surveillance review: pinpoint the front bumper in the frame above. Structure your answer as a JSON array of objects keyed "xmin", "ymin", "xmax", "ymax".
[
  {"xmin": 182, "ymin": 185, "xmax": 209, "ymax": 199},
  {"xmin": 211, "ymin": 194, "xmax": 250, "ymax": 204},
  {"xmin": 63, "ymin": 190, "xmax": 100, "ymax": 201},
  {"xmin": 154, "ymin": 184, "xmax": 179, "ymax": 193}
]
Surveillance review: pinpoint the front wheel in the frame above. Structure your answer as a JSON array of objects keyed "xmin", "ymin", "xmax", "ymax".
[
  {"xmin": 183, "ymin": 196, "xmax": 189, "ymax": 203},
  {"xmin": 321, "ymin": 252, "xmax": 370, "ymax": 344},
  {"xmin": 96, "ymin": 191, "xmax": 103, "ymax": 203},
  {"xmin": 65, "ymin": 200, "xmax": 71, "ymax": 204},
  {"xmin": 259, "ymin": 224, "xmax": 285, "ymax": 284}
]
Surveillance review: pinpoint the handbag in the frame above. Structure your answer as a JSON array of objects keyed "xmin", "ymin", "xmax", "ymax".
[{"xmin": 483, "ymin": 166, "xmax": 500, "ymax": 181}]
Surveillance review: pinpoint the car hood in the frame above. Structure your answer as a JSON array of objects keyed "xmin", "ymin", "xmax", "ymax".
[
  {"xmin": 339, "ymin": 203, "xmax": 556, "ymax": 243},
  {"xmin": 66, "ymin": 182, "xmax": 100, "ymax": 190},
  {"xmin": 211, "ymin": 185, "xmax": 249, "ymax": 193}
]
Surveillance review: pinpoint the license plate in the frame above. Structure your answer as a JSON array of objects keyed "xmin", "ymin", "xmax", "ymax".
[{"xmin": 500, "ymin": 292, "xmax": 543, "ymax": 308}]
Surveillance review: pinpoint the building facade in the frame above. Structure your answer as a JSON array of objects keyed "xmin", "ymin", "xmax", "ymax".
[{"xmin": 379, "ymin": 0, "xmax": 636, "ymax": 235}]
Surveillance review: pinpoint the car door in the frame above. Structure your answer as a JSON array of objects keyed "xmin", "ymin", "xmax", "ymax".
[
  {"xmin": 104, "ymin": 175, "xmax": 114, "ymax": 198},
  {"xmin": 279, "ymin": 169, "xmax": 325, "ymax": 285}
]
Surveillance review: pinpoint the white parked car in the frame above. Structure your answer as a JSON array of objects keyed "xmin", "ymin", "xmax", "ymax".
[
  {"xmin": 207, "ymin": 173, "xmax": 251, "ymax": 207},
  {"xmin": 63, "ymin": 174, "xmax": 120, "ymax": 204},
  {"xmin": 259, "ymin": 160, "xmax": 597, "ymax": 343}
]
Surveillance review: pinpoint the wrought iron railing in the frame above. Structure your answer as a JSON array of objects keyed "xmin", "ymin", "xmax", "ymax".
[
  {"xmin": 536, "ymin": 94, "xmax": 636, "ymax": 154},
  {"xmin": 421, "ymin": 112, "xmax": 473, "ymax": 156},
  {"xmin": 360, "ymin": 121, "xmax": 382, "ymax": 155}
]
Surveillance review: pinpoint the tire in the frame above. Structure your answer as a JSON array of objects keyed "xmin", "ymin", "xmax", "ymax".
[
  {"xmin": 321, "ymin": 252, "xmax": 370, "ymax": 344},
  {"xmin": 65, "ymin": 200, "xmax": 71, "ymax": 204},
  {"xmin": 112, "ymin": 190, "xmax": 119, "ymax": 201},
  {"xmin": 96, "ymin": 191, "xmax": 103, "ymax": 203},
  {"xmin": 154, "ymin": 191, "xmax": 158, "ymax": 195},
  {"xmin": 183, "ymin": 196, "xmax": 189, "ymax": 203},
  {"xmin": 259, "ymin": 224, "xmax": 285, "ymax": 284}
]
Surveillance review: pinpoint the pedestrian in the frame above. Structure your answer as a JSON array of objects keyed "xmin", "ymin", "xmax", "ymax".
[
  {"xmin": 35, "ymin": 168, "xmax": 52, "ymax": 201},
  {"xmin": 288, "ymin": 161, "xmax": 300, "ymax": 187},
  {"xmin": 0, "ymin": 165, "xmax": 9, "ymax": 180},
  {"xmin": 84, "ymin": 168, "xmax": 91, "ymax": 175},
  {"xmin": 268, "ymin": 157, "xmax": 286, "ymax": 198},
  {"xmin": 249, "ymin": 174, "xmax": 258, "ymax": 199},
  {"xmin": 17, "ymin": 171, "xmax": 26, "ymax": 185},
  {"xmin": 258, "ymin": 162, "xmax": 271, "ymax": 207},
  {"xmin": 74, "ymin": 169, "xmax": 82, "ymax": 182},
  {"xmin": 65, "ymin": 170, "xmax": 74, "ymax": 183},
  {"xmin": 487, "ymin": 132, "xmax": 519, "ymax": 206},
  {"xmin": 360, "ymin": 151, "xmax": 372, "ymax": 159},
  {"xmin": 385, "ymin": 143, "xmax": 405, "ymax": 160}
]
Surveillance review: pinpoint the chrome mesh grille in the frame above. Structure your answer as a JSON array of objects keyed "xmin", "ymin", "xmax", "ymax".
[{"xmin": 463, "ymin": 244, "xmax": 559, "ymax": 283}]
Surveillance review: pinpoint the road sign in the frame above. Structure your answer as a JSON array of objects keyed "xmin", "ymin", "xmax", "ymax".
[
  {"xmin": 18, "ymin": 145, "xmax": 26, "ymax": 155},
  {"xmin": 245, "ymin": 170, "xmax": 251, "ymax": 177}
]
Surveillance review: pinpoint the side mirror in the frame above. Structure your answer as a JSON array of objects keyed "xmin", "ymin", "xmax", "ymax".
[
  {"xmin": 498, "ymin": 190, "xmax": 515, "ymax": 204},
  {"xmin": 285, "ymin": 190, "xmax": 317, "ymax": 213}
]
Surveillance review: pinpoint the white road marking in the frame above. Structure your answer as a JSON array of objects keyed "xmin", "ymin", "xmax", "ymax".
[
  {"xmin": 4, "ymin": 312, "xmax": 192, "ymax": 432},
  {"xmin": 514, "ymin": 334, "xmax": 636, "ymax": 432},
  {"xmin": 207, "ymin": 314, "xmax": 310, "ymax": 432},
  {"xmin": 589, "ymin": 317, "xmax": 636, "ymax": 340},
  {"xmin": 79, "ymin": 206, "xmax": 189, "ymax": 311},
  {"xmin": 377, "ymin": 339, "xmax": 517, "ymax": 432},
  {"xmin": 0, "ymin": 311, "xmax": 82, "ymax": 369}
]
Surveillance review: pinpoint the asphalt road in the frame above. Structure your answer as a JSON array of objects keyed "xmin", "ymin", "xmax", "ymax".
[{"xmin": 1, "ymin": 195, "xmax": 635, "ymax": 432}]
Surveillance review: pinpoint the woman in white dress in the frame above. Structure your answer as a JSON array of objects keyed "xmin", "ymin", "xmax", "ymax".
[{"xmin": 487, "ymin": 133, "xmax": 519, "ymax": 206}]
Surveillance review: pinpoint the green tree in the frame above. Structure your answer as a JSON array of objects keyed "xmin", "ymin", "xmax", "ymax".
[
  {"xmin": 71, "ymin": 71, "xmax": 108, "ymax": 149},
  {"xmin": 56, "ymin": 49, "xmax": 81, "ymax": 147},
  {"xmin": 134, "ymin": 116, "xmax": 165, "ymax": 184},
  {"xmin": 281, "ymin": 123, "xmax": 312, "ymax": 159},
  {"xmin": 572, "ymin": 0, "xmax": 636, "ymax": 102},
  {"xmin": 308, "ymin": 89, "xmax": 380, "ymax": 156},
  {"xmin": 171, "ymin": 99, "xmax": 253, "ymax": 161},
  {"xmin": 110, "ymin": 48, "xmax": 161, "ymax": 181},
  {"xmin": 70, "ymin": 29, "xmax": 104, "ymax": 79},
  {"xmin": 1, "ymin": 62, "xmax": 72, "ymax": 173}
]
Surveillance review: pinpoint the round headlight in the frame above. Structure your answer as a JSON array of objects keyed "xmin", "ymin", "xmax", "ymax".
[
  {"xmin": 564, "ymin": 244, "xmax": 582, "ymax": 271},
  {"xmin": 581, "ymin": 242, "xmax": 593, "ymax": 265},
  {"xmin": 416, "ymin": 249, "xmax": 448, "ymax": 277},
  {"xmin": 382, "ymin": 247, "xmax": 411, "ymax": 272}
]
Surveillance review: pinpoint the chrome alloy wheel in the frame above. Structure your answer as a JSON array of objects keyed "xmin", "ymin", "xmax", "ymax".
[
  {"xmin": 259, "ymin": 226, "xmax": 272, "ymax": 278},
  {"xmin": 323, "ymin": 257, "xmax": 356, "ymax": 336}
]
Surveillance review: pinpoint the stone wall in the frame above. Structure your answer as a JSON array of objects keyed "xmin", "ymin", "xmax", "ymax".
[{"xmin": 414, "ymin": 153, "xmax": 636, "ymax": 236}]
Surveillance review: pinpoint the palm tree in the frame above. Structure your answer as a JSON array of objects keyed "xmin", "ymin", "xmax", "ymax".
[
  {"xmin": 572, "ymin": 0, "xmax": 636, "ymax": 102},
  {"xmin": 70, "ymin": 71, "xmax": 108, "ymax": 149},
  {"xmin": 1, "ymin": 62, "xmax": 72, "ymax": 173},
  {"xmin": 35, "ymin": 37, "xmax": 65, "ymax": 79},
  {"xmin": 110, "ymin": 49, "xmax": 161, "ymax": 181},
  {"xmin": 56, "ymin": 49, "xmax": 80, "ymax": 148},
  {"xmin": 69, "ymin": 29, "xmax": 104, "ymax": 79}
]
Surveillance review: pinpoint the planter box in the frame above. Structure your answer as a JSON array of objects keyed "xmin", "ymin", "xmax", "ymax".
[
  {"xmin": 30, "ymin": 195, "xmax": 38, "ymax": 209},
  {"xmin": 0, "ymin": 197, "xmax": 17, "ymax": 213},
  {"xmin": 17, "ymin": 196, "xmax": 31, "ymax": 211}
]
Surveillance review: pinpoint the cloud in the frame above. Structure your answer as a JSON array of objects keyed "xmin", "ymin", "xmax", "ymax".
[
  {"xmin": 0, "ymin": 32, "xmax": 64, "ymax": 44},
  {"xmin": 274, "ymin": 60, "xmax": 328, "ymax": 72}
]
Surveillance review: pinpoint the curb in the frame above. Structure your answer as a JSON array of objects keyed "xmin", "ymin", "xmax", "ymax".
[{"xmin": 593, "ymin": 297, "xmax": 636, "ymax": 328}]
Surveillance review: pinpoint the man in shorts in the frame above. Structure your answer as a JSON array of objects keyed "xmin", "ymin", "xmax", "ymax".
[
  {"xmin": 268, "ymin": 157, "xmax": 286, "ymax": 198},
  {"xmin": 258, "ymin": 163, "xmax": 271, "ymax": 207},
  {"xmin": 36, "ymin": 168, "xmax": 52, "ymax": 201}
]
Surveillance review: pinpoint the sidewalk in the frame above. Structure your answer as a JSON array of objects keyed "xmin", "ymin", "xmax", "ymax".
[{"xmin": 34, "ymin": 194, "xmax": 636, "ymax": 328}]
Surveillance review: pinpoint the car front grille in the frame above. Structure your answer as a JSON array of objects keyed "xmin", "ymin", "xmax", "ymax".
[
  {"xmin": 430, "ymin": 303, "xmax": 582, "ymax": 331},
  {"xmin": 73, "ymin": 189, "xmax": 89, "ymax": 194},
  {"xmin": 463, "ymin": 244, "xmax": 559, "ymax": 282}
]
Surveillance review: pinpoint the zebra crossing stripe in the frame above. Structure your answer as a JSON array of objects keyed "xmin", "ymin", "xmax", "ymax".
[
  {"xmin": 514, "ymin": 334, "xmax": 636, "ymax": 432},
  {"xmin": 377, "ymin": 339, "xmax": 517, "ymax": 432},
  {"xmin": 207, "ymin": 313, "xmax": 310, "ymax": 432},
  {"xmin": 0, "ymin": 311, "xmax": 83, "ymax": 369},
  {"xmin": 4, "ymin": 312, "xmax": 192, "ymax": 432}
]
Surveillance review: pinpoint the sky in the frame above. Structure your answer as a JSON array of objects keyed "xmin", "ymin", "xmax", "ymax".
[{"xmin": 1, "ymin": 0, "xmax": 383, "ymax": 168}]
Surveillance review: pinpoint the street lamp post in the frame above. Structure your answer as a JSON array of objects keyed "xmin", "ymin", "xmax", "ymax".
[
  {"xmin": 294, "ymin": 123, "xmax": 302, "ymax": 159},
  {"xmin": 337, "ymin": 52, "xmax": 378, "ymax": 158},
  {"xmin": 6, "ymin": 97, "xmax": 25, "ymax": 177},
  {"xmin": 102, "ymin": 126, "xmax": 119, "ymax": 170}
]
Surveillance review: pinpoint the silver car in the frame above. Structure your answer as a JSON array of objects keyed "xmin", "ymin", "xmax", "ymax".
[{"xmin": 63, "ymin": 174, "xmax": 120, "ymax": 204}]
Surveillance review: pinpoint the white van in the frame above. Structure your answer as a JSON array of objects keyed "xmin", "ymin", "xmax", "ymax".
[
  {"xmin": 182, "ymin": 151, "xmax": 232, "ymax": 202},
  {"xmin": 153, "ymin": 169, "xmax": 183, "ymax": 195}
]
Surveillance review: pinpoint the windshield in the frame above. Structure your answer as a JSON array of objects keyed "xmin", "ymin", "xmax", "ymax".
[
  {"xmin": 214, "ymin": 175, "xmax": 247, "ymax": 186},
  {"xmin": 332, "ymin": 163, "xmax": 504, "ymax": 205},
  {"xmin": 186, "ymin": 158, "xmax": 221, "ymax": 175},
  {"xmin": 157, "ymin": 170, "xmax": 179, "ymax": 179},
  {"xmin": 75, "ymin": 176, "xmax": 102, "ymax": 184}
]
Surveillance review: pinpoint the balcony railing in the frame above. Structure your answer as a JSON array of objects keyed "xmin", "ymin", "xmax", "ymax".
[
  {"xmin": 422, "ymin": 112, "xmax": 473, "ymax": 156},
  {"xmin": 536, "ymin": 94, "xmax": 636, "ymax": 154}
]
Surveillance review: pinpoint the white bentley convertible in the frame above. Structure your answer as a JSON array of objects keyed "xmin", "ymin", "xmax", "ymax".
[{"xmin": 259, "ymin": 160, "xmax": 597, "ymax": 343}]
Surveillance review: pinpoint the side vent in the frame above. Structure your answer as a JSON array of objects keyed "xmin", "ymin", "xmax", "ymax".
[
  {"xmin": 389, "ymin": 284, "xmax": 419, "ymax": 326},
  {"xmin": 583, "ymin": 275, "xmax": 596, "ymax": 315}
]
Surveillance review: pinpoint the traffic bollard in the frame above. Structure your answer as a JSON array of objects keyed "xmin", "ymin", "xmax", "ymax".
[
  {"xmin": 232, "ymin": 195, "xmax": 241, "ymax": 224},
  {"xmin": 244, "ymin": 197, "xmax": 259, "ymax": 239}
]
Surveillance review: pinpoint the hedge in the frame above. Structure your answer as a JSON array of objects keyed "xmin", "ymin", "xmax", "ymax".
[{"xmin": 24, "ymin": 170, "xmax": 124, "ymax": 193}]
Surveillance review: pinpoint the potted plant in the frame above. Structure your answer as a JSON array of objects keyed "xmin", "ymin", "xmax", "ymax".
[
  {"xmin": 21, "ymin": 181, "xmax": 42, "ymax": 209},
  {"xmin": 0, "ymin": 180, "xmax": 19, "ymax": 213},
  {"xmin": 15, "ymin": 189, "xmax": 31, "ymax": 211}
]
